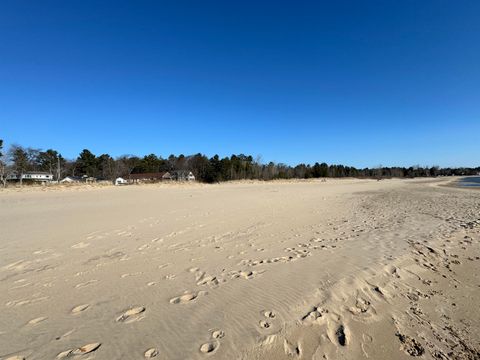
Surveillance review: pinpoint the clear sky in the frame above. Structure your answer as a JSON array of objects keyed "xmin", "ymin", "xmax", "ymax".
[{"xmin": 1, "ymin": 1, "xmax": 479, "ymax": 168}]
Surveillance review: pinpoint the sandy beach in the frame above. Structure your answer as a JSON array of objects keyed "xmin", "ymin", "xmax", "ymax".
[{"xmin": 0, "ymin": 178, "xmax": 479, "ymax": 360}]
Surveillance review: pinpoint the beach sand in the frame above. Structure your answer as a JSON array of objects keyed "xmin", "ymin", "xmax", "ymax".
[{"xmin": 0, "ymin": 178, "xmax": 479, "ymax": 359}]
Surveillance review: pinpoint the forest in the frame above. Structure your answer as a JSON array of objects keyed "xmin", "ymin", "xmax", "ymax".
[{"xmin": 0, "ymin": 140, "xmax": 479, "ymax": 185}]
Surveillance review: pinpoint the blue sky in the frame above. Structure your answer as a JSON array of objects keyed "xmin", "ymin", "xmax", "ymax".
[{"xmin": 1, "ymin": 1, "xmax": 479, "ymax": 167}]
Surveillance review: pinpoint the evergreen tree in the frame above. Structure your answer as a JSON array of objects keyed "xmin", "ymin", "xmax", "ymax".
[{"xmin": 76, "ymin": 149, "xmax": 97, "ymax": 176}]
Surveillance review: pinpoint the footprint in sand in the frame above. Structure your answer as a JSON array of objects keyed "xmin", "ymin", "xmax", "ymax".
[
  {"xmin": 200, "ymin": 341, "xmax": 219, "ymax": 354},
  {"xmin": 395, "ymin": 332, "xmax": 424, "ymax": 356},
  {"xmin": 212, "ymin": 330, "xmax": 225, "ymax": 339},
  {"xmin": 284, "ymin": 339, "xmax": 301, "ymax": 357},
  {"xmin": 230, "ymin": 270, "xmax": 257, "ymax": 279},
  {"xmin": 27, "ymin": 316, "xmax": 47, "ymax": 325},
  {"xmin": 116, "ymin": 306, "xmax": 146, "ymax": 323},
  {"xmin": 197, "ymin": 275, "xmax": 219, "ymax": 287},
  {"xmin": 336, "ymin": 325, "xmax": 347, "ymax": 346},
  {"xmin": 301, "ymin": 306, "xmax": 328, "ymax": 323},
  {"xmin": 263, "ymin": 311, "xmax": 276, "ymax": 319},
  {"xmin": 259, "ymin": 320, "xmax": 271, "ymax": 329},
  {"xmin": 169, "ymin": 291, "xmax": 207, "ymax": 304},
  {"xmin": 144, "ymin": 348, "xmax": 159, "ymax": 358},
  {"xmin": 56, "ymin": 343, "xmax": 101, "ymax": 358},
  {"xmin": 71, "ymin": 304, "xmax": 90, "ymax": 314},
  {"xmin": 349, "ymin": 297, "xmax": 372, "ymax": 315}
]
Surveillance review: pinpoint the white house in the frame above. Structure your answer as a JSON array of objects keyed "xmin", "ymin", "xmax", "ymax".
[
  {"xmin": 7, "ymin": 172, "xmax": 54, "ymax": 183},
  {"xmin": 115, "ymin": 177, "xmax": 128, "ymax": 185},
  {"xmin": 171, "ymin": 170, "xmax": 195, "ymax": 181},
  {"xmin": 60, "ymin": 176, "xmax": 82, "ymax": 183}
]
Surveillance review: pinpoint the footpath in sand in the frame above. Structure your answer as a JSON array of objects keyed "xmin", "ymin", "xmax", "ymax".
[{"xmin": 0, "ymin": 179, "xmax": 479, "ymax": 360}]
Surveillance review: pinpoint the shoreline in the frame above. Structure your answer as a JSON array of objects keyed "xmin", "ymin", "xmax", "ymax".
[{"xmin": 0, "ymin": 176, "xmax": 462, "ymax": 195}]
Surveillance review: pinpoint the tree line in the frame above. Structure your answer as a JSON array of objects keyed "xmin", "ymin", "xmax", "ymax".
[{"xmin": 0, "ymin": 140, "xmax": 478, "ymax": 186}]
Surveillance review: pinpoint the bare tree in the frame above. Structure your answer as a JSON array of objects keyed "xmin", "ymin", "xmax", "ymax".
[
  {"xmin": 0, "ymin": 140, "xmax": 7, "ymax": 187},
  {"xmin": 9, "ymin": 145, "xmax": 30, "ymax": 185}
]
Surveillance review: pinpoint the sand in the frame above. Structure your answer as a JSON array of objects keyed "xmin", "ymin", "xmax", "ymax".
[{"xmin": 0, "ymin": 178, "xmax": 479, "ymax": 360}]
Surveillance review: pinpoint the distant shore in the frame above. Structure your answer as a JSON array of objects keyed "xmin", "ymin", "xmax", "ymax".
[{"xmin": 0, "ymin": 176, "xmax": 462, "ymax": 195}]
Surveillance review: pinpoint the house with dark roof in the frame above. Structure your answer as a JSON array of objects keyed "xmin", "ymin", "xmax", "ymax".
[
  {"xmin": 171, "ymin": 170, "xmax": 195, "ymax": 181},
  {"xmin": 7, "ymin": 171, "xmax": 54, "ymax": 183},
  {"xmin": 128, "ymin": 172, "xmax": 172, "ymax": 183}
]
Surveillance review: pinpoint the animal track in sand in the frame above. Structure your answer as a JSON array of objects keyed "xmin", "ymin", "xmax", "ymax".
[
  {"xmin": 71, "ymin": 304, "xmax": 90, "ymax": 314},
  {"xmin": 169, "ymin": 291, "xmax": 207, "ymax": 304},
  {"xmin": 116, "ymin": 306, "xmax": 146, "ymax": 323},
  {"xmin": 144, "ymin": 348, "xmax": 159, "ymax": 358},
  {"xmin": 27, "ymin": 316, "xmax": 47, "ymax": 325},
  {"xmin": 56, "ymin": 343, "xmax": 101, "ymax": 358},
  {"xmin": 200, "ymin": 341, "xmax": 219, "ymax": 354}
]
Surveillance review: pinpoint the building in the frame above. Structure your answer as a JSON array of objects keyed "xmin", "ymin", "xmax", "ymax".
[
  {"xmin": 171, "ymin": 170, "xmax": 195, "ymax": 181},
  {"xmin": 60, "ymin": 175, "xmax": 96, "ymax": 183},
  {"xmin": 7, "ymin": 172, "xmax": 54, "ymax": 183},
  {"xmin": 115, "ymin": 177, "xmax": 128, "ymax": 185},
  {"xmin": 60, "ymin": 176, "xmax": 82, "ymax": 183},
  {"xmin": 128, "ymin": 172, "xmax": 172, "ymax": 183}
]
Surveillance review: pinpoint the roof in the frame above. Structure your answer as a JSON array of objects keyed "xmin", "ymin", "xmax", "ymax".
[
  {"xmin": 171, "ymin": 170, "xmax": 194, "ymax": 175},
  {"xmin": 9, "ymin": 171, "xmax": 53, "ymax": 175},
  {"xmin": 25, "ymin": 171, "xmax": 54, "ymax": 175}
]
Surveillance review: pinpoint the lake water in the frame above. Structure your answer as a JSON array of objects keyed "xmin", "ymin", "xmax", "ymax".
[{"xmin": 458, "ymin": 176, "xmax": 480, "ymax": 187}]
